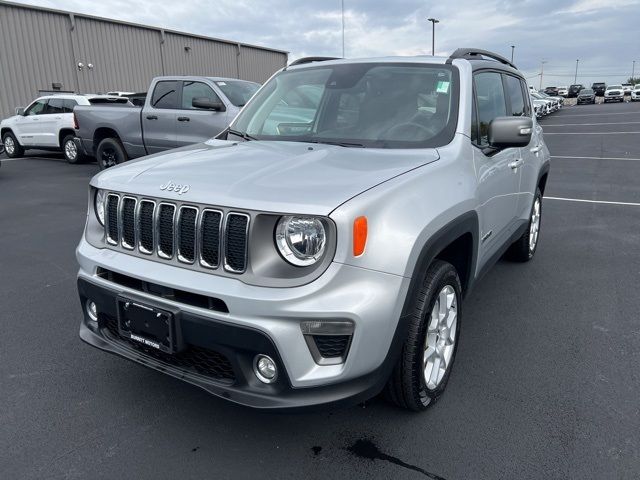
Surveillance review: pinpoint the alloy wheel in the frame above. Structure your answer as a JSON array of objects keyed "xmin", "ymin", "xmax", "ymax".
[
  {"xmin": 65, "ymin": 139, "xmax": 77, "ymax": 161},
  {"xmin": 4, "ymin": 136, "xmax": 15, "ymax": 155},
  {"xmin": 529, "ymin": 197, "xmax": 541, "ymax": 253},
  {"xmin": 101, "ymin": 148, "xmax": 117, "ymax": 168},
  {"xmin": 423, "ymin": 285, "xmax": 458, "ymax": 390}
]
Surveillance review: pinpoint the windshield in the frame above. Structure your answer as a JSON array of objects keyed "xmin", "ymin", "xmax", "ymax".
[
  {"xmin": 580, "ymin": 89, "xmax": 594, "ymax": 94},
  {"xmin": 214, "ymin": 80, "xmax": 260, "ymax": 107},
  {"xmin": 608, "ymin": 85, "xmax": 622, "ymax": 89},
  {"xmin": 230, "ymin": 63, "xmax": 459, "ymax": 148}
]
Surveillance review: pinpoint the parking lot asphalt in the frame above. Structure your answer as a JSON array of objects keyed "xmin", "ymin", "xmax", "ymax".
[{"xmin": 2, "ymin": 101, "xmax": 640, "ymax": 480}]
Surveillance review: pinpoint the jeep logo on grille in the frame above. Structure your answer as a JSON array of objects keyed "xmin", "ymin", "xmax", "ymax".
[{"xmin": 160, "ymin": 181, "xmax": 190, "ymax": 195}]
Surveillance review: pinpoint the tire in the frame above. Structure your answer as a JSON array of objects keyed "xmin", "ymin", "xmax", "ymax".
[
  {"xmin": 384, "ymin": 260, "xmax": 462, "ymax": 411},
  {"xmin": 508, "ymin": 188, "xmax": 542, "ymax": 262},
  {"xmin": 2, "ymin": 131, "xmax": 24, "ymax": 158},
  {"xmin": 62, "ymin": 134, "xmax": 85, "ymax": 164},
  {"xmin": 96, "ymin": 137, "xmax": 127, "ymax": 170}
]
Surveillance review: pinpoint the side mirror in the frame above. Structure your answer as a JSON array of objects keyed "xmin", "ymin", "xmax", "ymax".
[
  {"xmin": 488, "ymin": 116, "xmax": 533, "ymax": 148},
  {"xmin": 192, "ymin": 97, "xmax": 226, "ymax": 112},
  {"xmin": 15, "ymin": 107, "xmax": 25, "ymax": 116}
]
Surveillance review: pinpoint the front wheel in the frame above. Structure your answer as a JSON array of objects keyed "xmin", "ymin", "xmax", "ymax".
[
  {"xmin": 2, "ymin": 131, "xmax": 24, "ymax": 158},
  {"xmin": 384, "ymin": 260, "xmax": 462, "ymax": 411},
  {"xmin": 96, "ymin": 137, "xmax": 128, "ymax": 170},
  {"xmin": 508, "ymin": 188, "xmax": 542, "ymax": 262},
  {"xmin": 62, "ymin": 135, "xmax": 85, "ymax": 164}
]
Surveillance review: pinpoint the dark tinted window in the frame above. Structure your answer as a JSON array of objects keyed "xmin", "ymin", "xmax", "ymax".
[
  {"xmin": 181, "ymin": 81, "xmax": 220, "ymax": 110},
  {"xmin": 474, "ymin": 72, "xmax": 507, "ymax": 146},
  {"xmin": 25, "ymin": 99, "xmax": 47, "ymax": 116},
  {"xmin": 45, "ymin": 98, "xmax": 65, "ymax": 114},
  {"xmin": 63, "ymin": 99, "xmax": 78, "ymax": 113},
  {"xmin": 151, "ymin": 81, "xmax": 179, "ymax": 109},
  {"xmin": 504, "ymin": 75, "xmax": 526, "ymax": 117}
]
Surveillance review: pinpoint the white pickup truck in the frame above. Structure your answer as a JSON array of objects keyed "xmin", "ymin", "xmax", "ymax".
[{"xmin": 1, "ymin": 94, "xmax": 128, "ymax": 163}]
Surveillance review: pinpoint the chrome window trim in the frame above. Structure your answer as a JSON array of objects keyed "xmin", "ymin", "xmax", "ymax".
[
  {"xmin": 156, "ymin": 202, "xmax": 176, "ymax": 259},
  {"xmin": 199, "ymin": 208, "xmax": 223, "ymax": 269},
  {"xmin": 177, "ymin": 205, "xmax": 199, "ymax": 265},
  {"xmin": 120, "ymin": 196, "xmax": 137, "ymax": 251},
  {"xmin": 105, "ymin": 193, "xmax": 120, "ymax": 246},
  {"xmin": 137, "ymin": 199, "xmax": 156, "ymax": 255},
  {"xmin": 223, "ymin": 212, "xmax": 250, "ymax": 274}
]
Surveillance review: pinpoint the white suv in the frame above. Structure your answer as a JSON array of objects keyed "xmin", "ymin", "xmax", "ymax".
[{"xmin": 0, "ymin": 94, "xmax": 126, "ymax": 163}]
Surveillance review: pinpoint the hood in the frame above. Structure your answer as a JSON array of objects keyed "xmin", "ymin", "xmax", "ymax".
[
  {"xmin": 0, "ymin": 115, "xmax": 19, "ymax": 125},
  {"xmin": 92, "ymin": 139, "xmax": 439, "ymax": 215}
]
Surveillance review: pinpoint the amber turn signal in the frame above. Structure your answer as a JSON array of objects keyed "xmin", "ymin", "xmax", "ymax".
[{"xmin": 353, "ymin": 216, "xmax": 368, "ymax": 257}]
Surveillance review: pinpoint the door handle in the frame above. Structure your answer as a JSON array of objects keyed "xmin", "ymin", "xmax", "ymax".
[
  {"xmin": 177, "ymin": 116, "xmax": 190, "ymax": 122},
  {"xmin": 508, "ymin": 158, "xmax": 524, "ymax": 170},
  {"xmin": 146, "ymin": 115, "xmax": 158, "ymax": 120},
  {"xmin": 530, "ymin": 145, "xmax": 542, "ymax": 153}
]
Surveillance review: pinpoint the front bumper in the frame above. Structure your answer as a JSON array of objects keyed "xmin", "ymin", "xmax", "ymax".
[{"xmin": 76, "ymin": 240, "xmax": 411, "ymax": 409}]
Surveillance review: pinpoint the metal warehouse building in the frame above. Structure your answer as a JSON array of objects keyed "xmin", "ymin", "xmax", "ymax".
[{"xmin": 0, "ymin": 1, "xmax": 288, "ymax": 118}]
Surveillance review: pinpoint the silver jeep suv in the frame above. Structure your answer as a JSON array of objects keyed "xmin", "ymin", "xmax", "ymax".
[{"xmin": 77, "ymin": 49, "xmax": 550, "ymax": 411}]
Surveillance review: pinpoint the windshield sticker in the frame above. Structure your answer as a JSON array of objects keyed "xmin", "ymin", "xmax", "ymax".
[
  {"xmin": 217, "ymin": 82, "xmax": 227, "ymax": 86},
  {"xmin": 436, "ymin": 81, "xmax": 450, "ymax": 94}
]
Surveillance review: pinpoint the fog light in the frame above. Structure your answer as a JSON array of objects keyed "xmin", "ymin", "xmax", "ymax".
[
  {"xmin": 86, "ymin": 300, "xmax": 98, "ymax": 322},
  {"xmin": 254, "ymin": 354, "xmax": 277, "ymax": 383}
]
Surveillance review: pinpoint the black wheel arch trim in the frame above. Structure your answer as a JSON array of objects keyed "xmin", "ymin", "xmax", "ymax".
[{"xmin": 402, "ymin": 210, "xmax": 479, "ymax": 313}]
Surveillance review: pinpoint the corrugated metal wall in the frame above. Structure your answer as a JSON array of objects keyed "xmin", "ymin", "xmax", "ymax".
[{"xmin": 0, "ymin": 1, "xmax": 287, "ymax": 118}]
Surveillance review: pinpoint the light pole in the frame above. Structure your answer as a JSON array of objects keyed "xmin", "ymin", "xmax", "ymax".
[
  {"xmin": 574, "ymin": 59, "xmax": 579, "ymax": 84},
  {"xmin": 427, "ymin": 18, "xmax": 439, "ymax": 56},
  {"xmin": 633, "ymin": 60, "xmax": 636, "ymax": 80},
  {"xmin": 341, "ymin": 0, "xmax": 345, "ymax": 58},
  {"xmin": 539, "ymin": 60, "xmax": 547, "ymax": 90},
  {"xmin": 510, "ymin": 45, "xmax": 515, "ymax": 63}
]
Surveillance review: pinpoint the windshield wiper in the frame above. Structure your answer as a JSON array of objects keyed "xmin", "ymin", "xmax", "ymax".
[
  {"xmin": 307, "ymin": 140, "xmax": 366, "ymax": 148},
  {"xmin": 227, "ymin": 128, "xmax": 257, "ymax": 141}
]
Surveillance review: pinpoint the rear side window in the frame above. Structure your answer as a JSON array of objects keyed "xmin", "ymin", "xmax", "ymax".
[
  {"xmin": 45, "ymin": 98, "xmax": 65, "ymax": 114},
  {"xmin": 151, "ymin": 81, "xmax": 179, "ymax": 109},
  {"xmin": 473, "ymin": 72, "xmax": 507, "ymax": 146},
  {"xmin": 63, "ymin": 99, "xmax": 78, "ymax": 113},
  {"xmin": 181, "ymin": 81, "xmax": 221, "ymax": 110},
  {"xmin": 503, "ymin": 75, "xmax": 526, "ymax": 117},
  {"xmin": 25, "ymin": 100, "xmax": 47, "ymax": 116}
]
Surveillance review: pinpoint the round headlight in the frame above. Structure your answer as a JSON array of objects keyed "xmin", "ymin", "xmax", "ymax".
[
  {"xmin": 275, "ymin": 216, "xmax": 326, "ymax": 266},
  {"xmin": 95, "ymin": 189, "xmax": 106, "ymax": 225}
]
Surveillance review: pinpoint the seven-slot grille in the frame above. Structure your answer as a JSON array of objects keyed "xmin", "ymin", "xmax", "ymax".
[{"xmin": 104, "ymin": 193, "xmax": 249, "ymax": 273}]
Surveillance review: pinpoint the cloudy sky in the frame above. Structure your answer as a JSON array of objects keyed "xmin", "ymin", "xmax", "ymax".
[{"xmin": 15, "ymin": 0, "xmax": 640, "ymax": 86}]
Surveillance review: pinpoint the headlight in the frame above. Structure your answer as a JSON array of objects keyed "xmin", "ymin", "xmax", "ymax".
[
  {"xmin": 94, "ymin": 189, "xmax": 107, "ymax": 225},
  {"xmin": 275, "ymin": 216, "xmax": 326, "ymax": 266}
]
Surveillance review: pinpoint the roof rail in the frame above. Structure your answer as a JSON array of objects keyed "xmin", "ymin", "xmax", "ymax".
[
  {"xmin": 447, "ymin": 48, "xmax": 517, "ymax": 70},
  {"xmin": 288, "ymin": 56, "xmax": 341, "ymax": 67}
]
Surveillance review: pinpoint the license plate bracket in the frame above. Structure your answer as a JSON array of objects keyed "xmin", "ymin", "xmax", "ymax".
[{"xmin": 116, "ymin": 297, "xmax": 181, "ymax": 354}]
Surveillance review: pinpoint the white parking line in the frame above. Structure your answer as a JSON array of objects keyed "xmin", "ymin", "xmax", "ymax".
[
  {"xmin": 550, "ymin": 155, "xmax": 640, "ymax": 161},
  {"xmin": 543, "ymin": 131, "xmax": 640, "ymax": 135},
  {"xmin": 550, "ymin": 111, "xmax": 640, "ymax": 118},
  {"xmin": 545, "ymin": 196, "xmax": 640, "ymax": 207},
  {"xmin": 543, "ymin": 121, "xmax": 640, "ymax": 127}
]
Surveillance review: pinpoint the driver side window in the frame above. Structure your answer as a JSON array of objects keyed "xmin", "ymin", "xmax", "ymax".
[
  {"xmin": 473, "ymin": 72, "xmax": 507, "ymax": 147},
  {"xmin": 25, "ymin": 100, "xmax": 47, "ymax": 116}
]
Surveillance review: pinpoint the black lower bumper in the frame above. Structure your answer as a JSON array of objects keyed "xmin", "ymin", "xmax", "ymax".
[{"xmin": 78, "ymin": 277, "xmax": 390, "ymax": 411}]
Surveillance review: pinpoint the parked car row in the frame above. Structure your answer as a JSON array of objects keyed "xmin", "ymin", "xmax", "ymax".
[
  {"xmin": 0, "ymin": 76, "xmax": 261, "ymax": 168},
  {"xmin": 545, "ymin": 82, "xmax": 639, "ymax": 99},
  {"xmin": 530, "ymin": 89, "xmax": 564, "ymax": 118}
]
